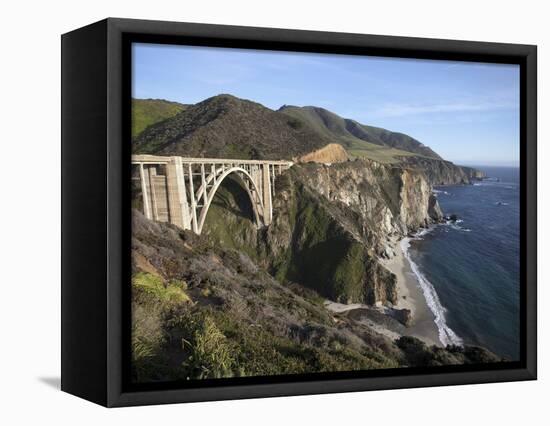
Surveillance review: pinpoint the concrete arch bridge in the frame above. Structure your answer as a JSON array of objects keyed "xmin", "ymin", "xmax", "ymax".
[{"xmin": 132, "ymin": 155, "xmax": 293, "ymax": 235}]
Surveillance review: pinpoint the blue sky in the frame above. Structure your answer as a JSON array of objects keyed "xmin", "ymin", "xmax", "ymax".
[{"xmin": 133, "ymin": 43, "xmax": 520, "ymax": 166}]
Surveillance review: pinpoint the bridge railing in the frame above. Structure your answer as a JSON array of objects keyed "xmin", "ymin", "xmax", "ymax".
[{"xmin": 132, "ymin": 154, "xmax": 293, "ymax": 166}]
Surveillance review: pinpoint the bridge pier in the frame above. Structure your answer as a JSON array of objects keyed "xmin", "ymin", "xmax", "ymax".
[
  {"xmin": 262, "ymin": 164, "xmax": 273, "ymax": 225},
  {"xmin": 133, "ymin": 155, "xmax": 293, "ymax": 235},
  {"xmin": 165, "ymin": 157, "xmax": 191, "ymax": 230}
]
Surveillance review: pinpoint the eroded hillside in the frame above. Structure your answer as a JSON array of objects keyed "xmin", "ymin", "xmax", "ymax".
[
  {"xmin": 201, "ymin": 159, "xmax": 442, "ymax": 306},
  {"xmin": 131, "ymin": 208, "xmax": 501, "ymax": 383}
]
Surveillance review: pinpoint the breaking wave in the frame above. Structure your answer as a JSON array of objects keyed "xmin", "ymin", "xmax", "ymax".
[
  {"xmin": 432, "ymin": 189, "xmax": 450, "ymax": 196},
  {"xmin": 401, "ymin": 231, "xmax": 463, "ymax": 347},
  {"xmin": 443, "ymin": 219, "xmax": 471, "ymax": 232}
]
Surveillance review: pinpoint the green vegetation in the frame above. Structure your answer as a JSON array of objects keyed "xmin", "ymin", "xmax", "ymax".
[
  {"xmin": 133, "ymin": 94, "xmax": 331, "ymax": 159},
  {"xmin": 131, "ymin": 208, "xmax": 502, "ymax": 383},
  {"xmin": 280, "ymin": 105, "xmax": 437, "ymax": 163},
  {"xmin": 132, "ymin": 94, "xmax": 446, "ymax": 164},
  {"xmin": 332, "ymin": 243, "xmax": 368, "ymax": 302},
  {"xmin": 256, "ymin": 171, "xmax": 377, "ymax": 304},
  {"xmin": 130, "ymin": 206, "xmax": 407, "ymax": 383},
  {"xmin": 175, "ymin": 313, "xmax": 236, "ymax": 379},
  {"xmin": 348, "ymin": 144, "xmax": 417, "ymax": 164},
  {"xmin": 132, "ymin": 272, "xmax": 191, "ymax": 304},
  {"xmin": 132, "ymin": 98, "xmax": 186, "ymax": 139},
  {"xmin": 201, "ymin": 175, "xmax": 260, "ymax": 260},
  {"xmin": 132, "ymin": 279, "xmax": 400, "ymax": 382},
  {"xmin": 283, "ymin": 193, "xmax": 365, "ymax": 302},
  {"xmin": 199, "ymin": 172, "xmax": 370, "ymax": 304}
]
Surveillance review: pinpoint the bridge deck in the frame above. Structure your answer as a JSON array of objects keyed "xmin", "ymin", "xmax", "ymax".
[{"xmin": 132, "ymin": 154, "xmax": 293, "ymax": 166}]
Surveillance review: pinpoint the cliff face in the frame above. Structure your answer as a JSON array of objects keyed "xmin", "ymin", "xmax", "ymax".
[
  {"xmin": 285, "ymin": 160, "xmax": 442, "ymax": 240},
  {"xmin": 461, "ymin": 165, "xmax": 486, "ymax": 180},
  {"xmin": 398, "ymin": 156, "xmax": 486, "ymax": 185},
  {"xmin": 262, "ymin": 160, "xmax": 442, "ymax": 305},
  {"xmin": 202, "ymin": 159, "xmax": 442, "ymax": 306}
]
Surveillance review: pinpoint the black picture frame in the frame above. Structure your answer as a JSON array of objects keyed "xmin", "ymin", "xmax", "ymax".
[{"xmin": 61, "ymin": 17, "xmax": 537, "ymax": 407}]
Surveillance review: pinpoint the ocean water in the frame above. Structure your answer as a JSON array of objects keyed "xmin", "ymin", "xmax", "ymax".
[{"xmin": 406, "ymin": 167, "xmax": 520, "ymax": 360}]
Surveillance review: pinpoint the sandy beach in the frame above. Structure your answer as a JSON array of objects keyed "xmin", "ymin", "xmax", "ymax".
[{"xmin": 380, "ymin": 237, "xmax": 441, "ymax": 346}]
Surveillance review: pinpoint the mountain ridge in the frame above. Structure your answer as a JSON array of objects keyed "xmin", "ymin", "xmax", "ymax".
[
  {"xmin": 134, "ymin": 94, "xmax": 442, "ymax": 162},
  {"xmin": 133, "ymin": 94, "xmax": 484, "ymax": 182},
  {"xmin": 134, "ymin": 94, "xmax": 333, "ymax": 160},
  {"xmin": 278, "ymin": 105, "xmax": 442, "ymax": 160}
]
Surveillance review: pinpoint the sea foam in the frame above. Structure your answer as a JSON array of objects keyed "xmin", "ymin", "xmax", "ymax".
[{"xmin": 401, "ymin": 232, "xmax": 463, "ymax": 347}]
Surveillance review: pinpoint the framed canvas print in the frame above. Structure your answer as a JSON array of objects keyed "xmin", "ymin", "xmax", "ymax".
[{"xmin": 61, "ymin": 18, "xmax": 537, "ymax": 407}]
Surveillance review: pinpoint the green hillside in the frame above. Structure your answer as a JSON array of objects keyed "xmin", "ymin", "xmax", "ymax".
[
  {"xmin": 133, "ymin": 94, "xmax": 333, "ymax": 160},
  {"xmin": 132, "ymin": 98, "xmax": 186, "ymax": 139},
  {"xmin": 280, "ymin": 105, "xmax": 442, "ymax": 161},
  {"xmin": 133, "ymin": 94, "xmax": 445, "ymax": 165},
  {"xmin": 279, "ymin": 106, "xmax": 421, "ymax": 164}
]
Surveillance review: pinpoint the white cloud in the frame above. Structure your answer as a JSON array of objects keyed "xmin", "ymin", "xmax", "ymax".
[{"xmin": 375, "ymin": 99, "xmax": 517, "ymax": 117}]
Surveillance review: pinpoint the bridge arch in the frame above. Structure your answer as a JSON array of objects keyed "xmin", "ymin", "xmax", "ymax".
[{"xmin": 196, "ymin": 166, "xmax": 265, "ymax": 235}]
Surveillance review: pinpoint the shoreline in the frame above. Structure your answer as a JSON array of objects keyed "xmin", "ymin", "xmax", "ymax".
[
  {"xmin": 380, "ymin": 236, "xmax": 442, "ymax": 347},
  {"xmin": 325, "ymin": 236, "xmax": 442, "ymax": 347}
]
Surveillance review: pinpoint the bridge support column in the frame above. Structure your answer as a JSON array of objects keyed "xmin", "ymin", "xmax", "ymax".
[
  {"xmin": 262, "ymin": 164, "xmax": 272, "ymax": 225},
  {"xmin": 139, "ymin": 163, "xmax": 152, "ymax": 220},
  {"xmin": 187, "ymin": 164, "xmax": 199, "ymax": 234},
  {"xmin": 148, "ymin": 167, "xmax": 160, "ymax": 220},
  {"xmin": 166, "ymin": 157, "xmax": 192, "ymax": 230}
]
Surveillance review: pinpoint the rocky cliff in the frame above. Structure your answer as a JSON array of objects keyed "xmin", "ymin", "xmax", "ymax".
[
  {"xmin": 200, "ymin": 158, "xmax": 442, "ymax": 307},
  {"xmin": 398, "ymin": 156, "xmax": 486, "ymax": 185},
  {"xmin": 264, "ymin": 160, "xmax": 443, "ymax": 304}
]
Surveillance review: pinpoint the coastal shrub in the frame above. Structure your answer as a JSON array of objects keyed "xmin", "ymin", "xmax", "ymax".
[
  {"xmin": 132, "ymin": 272, "xmax": 191, "ymax": 304},
  {"xmin": 131, "ymin": 302, "xmax": 174, "ymax": 382},
  {"xmin": 396, "ymin": 336, "xmax": 435, "ymax": 366},
  {"xmin": 132, "ymin": 304, "xmax": 163, "ymax": 360},
  {"xmin": 202, "ymin": 176, "xmax": 259, "ymax": 261},
  {"xmin": 287, "ymin": 117, "xmax": 303, "ymax": 130},
  {"xmin": 273, "ymin": 182, "xmax": 369, "ymax": 303},
  {"xmin": 332, "ymin": 242, "xmax": 367, "ymax": 303},
  {"xmin": 462, "ymin": 346, "xmax": 503, "ymax": 364},
  {"xmin": 182, "ymin": 315, "xmax": 236, "ymax": 379}
]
